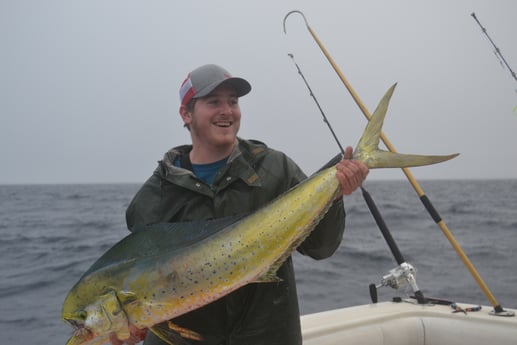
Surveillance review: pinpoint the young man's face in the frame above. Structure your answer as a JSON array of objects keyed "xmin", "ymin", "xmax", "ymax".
[{"xmin": 182, "ymin": 83, "xmax": 242, "ymax": 150}]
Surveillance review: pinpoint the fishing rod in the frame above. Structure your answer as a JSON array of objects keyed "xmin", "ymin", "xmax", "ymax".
[
  {"xmin": 471, "ymin": 12, "xmax": 517, "ymax": 86},
  {"xmin": 283, "ymin": 10, "xmax": 514, "ymax": 316},
  {"xmin": 288, "ymin": 53, "xmax": 345, "ymax": 155},
  {"xmin": 288, "ymin": 53, "xmax": 426, "ymax": 305}
]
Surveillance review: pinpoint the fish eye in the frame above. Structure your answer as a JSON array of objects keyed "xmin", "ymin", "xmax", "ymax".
[{"xmin": 78, "ymin": 310, "xmax": 87, "ymax": 320}]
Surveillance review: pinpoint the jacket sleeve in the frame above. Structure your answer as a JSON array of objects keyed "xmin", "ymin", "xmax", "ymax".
[{"xmin": 126, "ymin": 169, "xmax": 163, "ymax": 232}]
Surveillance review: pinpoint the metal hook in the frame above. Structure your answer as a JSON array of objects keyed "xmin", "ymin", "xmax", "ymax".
[{"xmin": 283, "ymin": 10, "xmax": 309, "ymax": 34}]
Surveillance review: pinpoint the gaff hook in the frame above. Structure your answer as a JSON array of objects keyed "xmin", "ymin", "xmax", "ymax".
[
  {"xmin": 283, "ymin": 10, "xmax": 364, "ymax": 115},
  {"xmin": 283, "ymin": 10, "xmax": 310, "ymax": 34}
]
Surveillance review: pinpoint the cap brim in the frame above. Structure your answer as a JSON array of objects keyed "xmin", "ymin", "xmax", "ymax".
[{"xmin": 195, "ymin": 77, "xmax": 251, "ymax": 99}]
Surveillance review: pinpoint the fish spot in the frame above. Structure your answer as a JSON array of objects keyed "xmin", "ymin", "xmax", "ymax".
[{"xmin": 165, "ymin": 270, "xmax": 178, "ymax": 283}]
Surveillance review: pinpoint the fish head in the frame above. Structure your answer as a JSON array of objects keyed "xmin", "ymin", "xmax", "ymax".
[{"xmin": 63, "ymin": 290, "xmax": 131, "ymax": 345}]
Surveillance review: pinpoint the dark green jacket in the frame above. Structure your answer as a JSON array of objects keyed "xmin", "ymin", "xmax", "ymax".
[{"xmin": 126, "ymin": 138, "xmax": 346, "ymax": 345}]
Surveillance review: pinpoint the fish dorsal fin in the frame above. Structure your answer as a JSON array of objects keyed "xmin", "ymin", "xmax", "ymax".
[{"xmin": 83, "ymin": 215, "xmax": 246, "ymax": 276}]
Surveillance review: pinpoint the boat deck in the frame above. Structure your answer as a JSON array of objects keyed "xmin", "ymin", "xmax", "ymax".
[{"xmin": 301, "ymin": 300, "xmax": 517, "ymax": 345}]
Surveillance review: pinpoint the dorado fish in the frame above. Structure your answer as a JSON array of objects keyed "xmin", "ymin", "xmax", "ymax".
[{"xmin": 62, "ymin": 84, "xmax": 458, "ymax": 345}]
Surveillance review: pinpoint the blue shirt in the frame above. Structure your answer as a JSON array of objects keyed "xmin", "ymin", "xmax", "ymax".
[
  {"xmin": 174, "ymin": 156, "xmax": 228, "ymax": 185},
  {"xmin": 191, "ymin": 158, "xmax": 228, "ymax": 185}
]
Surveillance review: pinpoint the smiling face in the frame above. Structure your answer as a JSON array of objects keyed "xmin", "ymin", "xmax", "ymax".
[{"xmin": 180, "ymin": 83, "xmax": 241, "ymax": 162}]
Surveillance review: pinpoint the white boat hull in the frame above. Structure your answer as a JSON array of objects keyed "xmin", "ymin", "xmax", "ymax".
[{"xmin": 301, "ymin": 301, "xmax": 517, "ymax": 345}]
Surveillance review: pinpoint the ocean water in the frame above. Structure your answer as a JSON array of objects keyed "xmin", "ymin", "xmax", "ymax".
[{"xmin": 1, "ymin": 179, "xmax": 516, "ymax": 344}]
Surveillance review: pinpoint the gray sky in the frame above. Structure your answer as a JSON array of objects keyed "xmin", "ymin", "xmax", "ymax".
[{"xmin": 1, "ymin": 0, "xmax": 516, "ymax": 184}]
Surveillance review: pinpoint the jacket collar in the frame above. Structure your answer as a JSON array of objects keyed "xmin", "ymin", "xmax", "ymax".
[{"xmin": 159, "ymin": 138, "xmax": 263, "ymax": 188}]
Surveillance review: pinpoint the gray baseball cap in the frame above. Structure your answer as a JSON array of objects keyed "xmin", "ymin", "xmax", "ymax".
[{"xmin": 179, "ymin": 64, "xmax": 251, "ymax": 105}]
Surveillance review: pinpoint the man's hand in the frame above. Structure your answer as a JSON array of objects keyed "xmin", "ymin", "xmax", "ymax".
[{"xmin": 335, "ymin": 146, "xmax": 369, "ymax": 198}]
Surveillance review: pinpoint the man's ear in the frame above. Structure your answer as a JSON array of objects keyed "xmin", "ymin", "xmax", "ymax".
[{"xmin": 179, "ymin": 105, "xmax": 192, "ymax": 126}]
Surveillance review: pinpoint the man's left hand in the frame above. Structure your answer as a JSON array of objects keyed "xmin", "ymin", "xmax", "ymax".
[{"xmin": 335, "ymin": 146, "xmax": 369, "ymax": 198}]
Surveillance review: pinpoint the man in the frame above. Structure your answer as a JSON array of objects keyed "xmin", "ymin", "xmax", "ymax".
[{"xmin": 126, "ymin": 64, "xmax": 369, "ymax": 345}]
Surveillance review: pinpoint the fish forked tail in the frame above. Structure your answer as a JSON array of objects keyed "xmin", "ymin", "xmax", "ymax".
[{"xmin": 353, "ymin": 84, "xmax": 459, "ymax": 169}]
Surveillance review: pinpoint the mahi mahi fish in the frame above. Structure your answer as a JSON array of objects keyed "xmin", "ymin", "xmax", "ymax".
[{"xmin": 62, "ymin": 84, "xmax": 458, "ymax": 345}]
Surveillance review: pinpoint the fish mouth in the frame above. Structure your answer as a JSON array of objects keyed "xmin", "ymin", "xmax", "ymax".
[
  {"xmin": 65, "ymin": 318, "xmax": 84, "ymax": 329},
  {"xmin": 65, "ymin": 318, "xmax": 88, "ymax": 335},
  {"xmin": 64, "ymin": 319, "xmax": 94, "ymax": 345}
]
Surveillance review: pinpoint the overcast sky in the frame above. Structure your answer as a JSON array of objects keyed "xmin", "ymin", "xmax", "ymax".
[{"xmin": 1, "ymin": 0, "xmax": 516, "ymax": 184}]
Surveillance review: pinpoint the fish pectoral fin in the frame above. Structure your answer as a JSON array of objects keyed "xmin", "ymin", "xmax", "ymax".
[
  {"xmin": 118, "ymin": 290, "xmax": 139, "ymax": 305},
  {"xmin": 166, "ymin": 321, "xmax": 203, "ymax": 341},
  {"xmin": 150, "ymin": 321, "xmax": 203, "ymax": 345}
]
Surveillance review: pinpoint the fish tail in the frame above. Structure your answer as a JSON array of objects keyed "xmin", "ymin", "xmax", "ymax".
[{"xmin": 353, "ymin": 84, "xmax": 459, "ymax": 169}]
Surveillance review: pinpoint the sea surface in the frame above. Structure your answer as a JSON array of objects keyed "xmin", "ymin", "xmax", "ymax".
[{"xmin": 1, "ymin": 179, "xmax": 516, "ymax": 344}]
